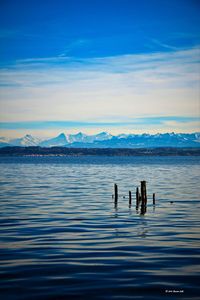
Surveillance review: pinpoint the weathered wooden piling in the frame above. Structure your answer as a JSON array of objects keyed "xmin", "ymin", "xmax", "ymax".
[
  {"xmin": 136, "ymin": 187, "xmax": 140, "ymax": 208},
  {"xmin": 129, "ymin": 191, "xmax": 132, "ymax": 207},
  {"xmin": 114, "ymin": 184, "xmax": 118, "ymax": 204},
  {"xmin": 153, "ymin": 193, "xmax": 155, "ymax": 205},
  {"xmin": 140, "ymin": 181, "xmax": 147, "ymax": 215},
  {"xmin": 139, "ymin": 192, "xmax": 141, "ymax": 202},
  {"xmin": 141, "ymin": 181, "xmax": 147, "ymax": 206},
  {"xmin": 140, "ymin": 204, "xmax": 147, "ymax": 215},
  {"xmin": 112, "ymin": 180, "xmax": 153, "ymax": 214}
]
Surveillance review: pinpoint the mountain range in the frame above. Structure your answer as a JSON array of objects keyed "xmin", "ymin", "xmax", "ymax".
[{"xmin": 0, "ymin": 132, "xmax": 200, "ymax": 148}]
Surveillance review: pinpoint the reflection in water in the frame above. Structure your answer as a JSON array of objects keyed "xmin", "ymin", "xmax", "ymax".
[
  {"xmin": 0, "ymin": 156, "xmax": 200, "ymax": 299},
  {"xmin": 137, "ymin": 220, "xmax": 149, "ymax": 238}
]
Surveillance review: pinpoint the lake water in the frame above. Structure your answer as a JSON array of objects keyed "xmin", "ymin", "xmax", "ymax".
[{"xmin": 0, "ymin": 156, "xmax": 200, "ymax": 300}]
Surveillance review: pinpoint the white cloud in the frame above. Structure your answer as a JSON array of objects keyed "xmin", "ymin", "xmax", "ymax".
[{"xmin": 0, "ymin": 47, "xmax": 200, "ymax": 129}]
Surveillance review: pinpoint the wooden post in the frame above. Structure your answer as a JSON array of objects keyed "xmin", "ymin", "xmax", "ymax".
[
  {"xmin": 141, "ymin": 181, "xmax": 147, "ymax": 206},
  {"xmin": 114, "ymin": 184, "xmax": 118, "ymax": 205},
  {"xmin": 129, "ymin": 191, "xmax": 132, "ymax": 207},
  {"xmin": 140, "ymin": 204, "xmax": 147, "ymax": 215},
  {"xmin": 153, "ymin": 193, "xmax": 155, "ymax": 205},
  {"xmin": 136, "ymin": 187, "xmax": 139, "ymax": 208},
  {"xmin": 140, "ymin": 181, "xmax": 147, "ymax": 215},
  {"xmin": 140, "ymin": 181, "xmax": 144, "ymax": 205},
  {"xmin": 139, "ymin": 192, "xmax": 141, "ymax": 202}
]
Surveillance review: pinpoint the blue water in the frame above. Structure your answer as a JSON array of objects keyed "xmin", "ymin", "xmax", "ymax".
[{"xmin": 0, "ymin": 156, "xmax": 200, "ymax": 299}]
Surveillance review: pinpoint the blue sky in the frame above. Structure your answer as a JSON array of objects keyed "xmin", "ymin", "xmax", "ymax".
[{"xmin": 0, "ymin": 0, "xmax": 200, "ymax": 137}]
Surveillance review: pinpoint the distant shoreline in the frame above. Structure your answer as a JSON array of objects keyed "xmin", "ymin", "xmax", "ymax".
[{"xmin": 0, "ymin": 146, "xmax": 200, "ymax": 156}]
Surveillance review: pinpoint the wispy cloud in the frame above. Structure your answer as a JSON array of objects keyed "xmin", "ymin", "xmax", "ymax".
[
  {"xmin": 148, "ymin": 38, "xmax": 178, "ymax": 51},
  {"xmin": 59, "ymin": 39, "xmax": 91, "ymax": 56},
  {"xmin": 1, "ymin": 117, "xmax": 199, "ymax": 138},
  {"xmin": 0, "ymin": 116, "xmax": 199, "ymax": 129},
  {"xmin": 0, "ymin": 47, "xmax": 199, "ymax": 135}
]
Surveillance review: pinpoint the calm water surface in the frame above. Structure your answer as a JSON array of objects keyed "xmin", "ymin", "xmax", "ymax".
[{"xmin": 0, "ymin": 156, "xmax": 200, "ymax": 300}]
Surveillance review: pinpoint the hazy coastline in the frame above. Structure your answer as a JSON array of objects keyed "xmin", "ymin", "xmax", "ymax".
[{"xmin": 0, "ymin": 146, "xmax": 200, "ymax": 156}]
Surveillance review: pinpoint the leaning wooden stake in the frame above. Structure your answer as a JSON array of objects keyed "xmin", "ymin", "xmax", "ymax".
[
  {"xmin": 114, "ymin": 184, "xmax": 118, "ymax": 205},
  {"xmin": 153, "ymin": 193, "xmax": 155, "ymax": 205},
  {"xmin": 129, "ymin": 191, "xmax": 132, "ymax": 207}
]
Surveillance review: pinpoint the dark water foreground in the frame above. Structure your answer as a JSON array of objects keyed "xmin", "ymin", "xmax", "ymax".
[{"xmin": 0, "ymin": 156, "xmax": 200, "ymax": 300}]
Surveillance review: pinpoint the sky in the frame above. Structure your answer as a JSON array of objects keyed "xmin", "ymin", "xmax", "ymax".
[{"xmin": 0, "ymin": 0, "xmax": 200, "ymax": 138}]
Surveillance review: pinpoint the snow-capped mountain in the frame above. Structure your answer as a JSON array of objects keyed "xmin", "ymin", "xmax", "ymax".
[
  {"xmin": 66, "ymin": 132, "xmax": 88, "ymax": 144},
  {"xmin": 1, "ymin": 132, "xmax": 200, "ymax": 148},
  {"xmin": 92, "ymin": 132, "xmax": 112, "ymax": 141},
  {"xmin": 0, "ymin": 137, "xmax": 10, "ymax": 143},
  {"xmin": 64, "ymin": 132, "xmax": 112, "ymax": 144},
  {"xmin": 39, "ymin": 132, "xmax": 112, "ymax": 146},
  {"xmin": 0, "ymin": 137, "xmax": 11, "ymax": 147},
  {"xmin": 39, "ymin": 133, "xmax": 68, "ymax": 147},
  {"xmin": 9, "ymin": 134, "xmax": 41, "ymax": 146}
]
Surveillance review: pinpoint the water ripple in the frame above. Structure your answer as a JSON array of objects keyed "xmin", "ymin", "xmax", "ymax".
[{"xmin": 0, "ymin": 156, "xmax": 200, "ymax": 299}]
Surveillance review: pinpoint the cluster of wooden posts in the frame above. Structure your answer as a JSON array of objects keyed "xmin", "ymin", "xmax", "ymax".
[{"xmin": 113, "ymin": 181, "xmax": 155, "ymax": 214}]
